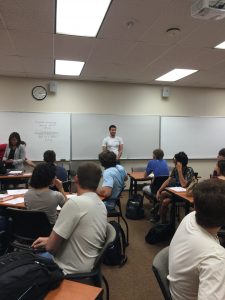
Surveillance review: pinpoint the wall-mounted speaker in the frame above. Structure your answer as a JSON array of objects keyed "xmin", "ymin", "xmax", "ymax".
[
  {"xmin": 162, "ymin": 87, "xmax": 170, "ymax": 98},
  {"xmin": 48, "ymin": 81, "xmax": 57, "ymax": 93}
]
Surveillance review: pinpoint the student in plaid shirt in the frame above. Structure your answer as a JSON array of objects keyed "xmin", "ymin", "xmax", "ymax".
[{"xmin": 153, "ymin": 152, "xmax": 195, "ymax": 224}]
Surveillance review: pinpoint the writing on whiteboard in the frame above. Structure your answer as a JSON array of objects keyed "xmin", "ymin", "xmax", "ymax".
[{"xmin": 34, "ymin": 121, "xmax": 59, "ymax": 142}]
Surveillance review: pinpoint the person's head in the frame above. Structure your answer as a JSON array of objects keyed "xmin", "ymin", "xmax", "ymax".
[
  {"xmin": 173, "ymin": 151, "xmax": 188, "ymax": 167},
  {"xmin": 8, "ymin": 132, "xmax": 21, "ymax": 147},
  {"xmin": 153, "ymin": 149, "xmax": 164, "ymax": 160},
  {"xmin": 30, "ymin": 163, "xmax": 56, "ymax": 188},
  {"xmin": 109, "ymin": 125, "xmax": 117, "ymax": 138},
  {"xmin": 43, "ymin": 150, "xmax": 56, "ymax": 164},
  {"xmin": 76, "ymin": 162, "xmax": 102, "ymax": 191},
  {"xmin": 217, "ymin": 160, "xmax": 225, "ymax": 176},
  {"xmin": 217, "ymin": 148, "xmax": 225, "ymax": 160},
  {"xmin": 99, "ymin": 150, "xmax": 117, "ymax": 169},
  {"xmin": 193, "ymin": 179, "xmax": 225, "ymax": 228}
]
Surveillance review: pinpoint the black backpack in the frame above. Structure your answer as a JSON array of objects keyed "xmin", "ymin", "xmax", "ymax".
[
  {"xmin": 126, "ymin": 193, "xmax": 145, "ymax": 220},
  {"xmin": 0, "ymin": 251, "xmax": 64, "ymax": 300},
  {"xmin": 103, "ymin": 221, "xmax": 127, "ymax": 267},
  {"xmin": 145, "ymin": 223, "xmax": 173, "ymax": 244}
]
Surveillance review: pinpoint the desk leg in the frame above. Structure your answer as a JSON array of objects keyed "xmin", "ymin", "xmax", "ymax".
[
  {"xmin": 129, "ymin": 178, "xmax": 134, "ymax": 197},
  {"xmin": 170, "ymin": 197, "xmax": 176, "ymax": 235}
]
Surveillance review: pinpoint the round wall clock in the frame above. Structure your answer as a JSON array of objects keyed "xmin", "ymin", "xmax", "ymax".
[{"xmin": 32, "ymin": 86, "xmax": 47, "ymax": 100}]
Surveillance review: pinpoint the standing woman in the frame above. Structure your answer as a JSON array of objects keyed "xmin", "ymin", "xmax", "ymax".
[{"xmin": 3, "ymin": 132, "xmax": 26, "ymax": 171}]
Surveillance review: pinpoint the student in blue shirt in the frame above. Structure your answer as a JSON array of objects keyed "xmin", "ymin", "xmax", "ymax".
[
  {"xmin": 143, "ymin": 148, "xmax": 169, "ymax": 196},
  {"xmin": 98, "ymin": 150, "xmax": 127, "ymax": 211}
]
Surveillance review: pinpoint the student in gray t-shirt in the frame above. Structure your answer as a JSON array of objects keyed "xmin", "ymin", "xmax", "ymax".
[{"xmin": 24, "ymin": 163, "xmax": 67, "ymax": 224}]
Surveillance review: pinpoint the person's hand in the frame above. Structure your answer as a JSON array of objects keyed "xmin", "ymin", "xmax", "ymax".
[
  {"xmin": 54, "ymin": 178, "xmax": 63, "ymax": 191},
  {"xmin": 156, "ymin": 190, "xmax": 161, "ymax": 200},
  {"xmin": 32, "ymin": 237, "xmax": 48, "ymax": 250},
  {"xmin": 176, "ymin": 162, "xmax": 182, "ymax": 171},
  {"xmin": 5, "ymin": 159, "xmax": 13, "ymax": 164}
]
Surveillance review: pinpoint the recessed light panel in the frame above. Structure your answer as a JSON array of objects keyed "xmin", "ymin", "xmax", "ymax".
[
  {"xmin": 56, "ymin": 0, "xmax": 111, "ymax": 37},
  {"xmin": 215, "ymin": 41, "xmax": 225, "ymax": 49},
  {"xmin": 55, "ymin": 60, "xmax": 85, "ymax": 76},
  {"xmin": 155, "ymin": 68, "xmax": 198, "ymax": 82}
]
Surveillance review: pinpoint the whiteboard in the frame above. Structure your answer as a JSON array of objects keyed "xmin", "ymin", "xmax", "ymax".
[
  {"xmin": 161, "ymin": 117, "xmax": 225, "ymax": 158},
  {"xmin": 0, "ymin": 112, "xmax": 70, "ymax": 160},
  {"xmin": 72, "ymin": 114, "xmax": 160, "ymax": 159}
]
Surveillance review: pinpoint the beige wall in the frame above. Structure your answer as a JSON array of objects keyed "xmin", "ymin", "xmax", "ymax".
[{"xmin": 1, "ymin": 76, "xmax": 224, "ymax": 179}]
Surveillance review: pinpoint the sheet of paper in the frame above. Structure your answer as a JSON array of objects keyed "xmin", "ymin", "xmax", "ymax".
[
  {"xmin": 168, "ymin": 187, "xmax": 186, "ymax": 192},
  {"xmin": 8, "ymin": 171, "xmax": 23, "ymax": 175},
  {"xmin": 4, "ymin": 197, "xmax": 24, "ymax": 204},
  {"xmin": 0, "ymin": 194, "xmax": 9, "ymax": 198},
  {"xmin": 7, "ymin": 189, "xmax": 28, "ymax": 195},
  {"xmin": 66, "ymin": 193, "xmax": 77, "ymax": 200}
]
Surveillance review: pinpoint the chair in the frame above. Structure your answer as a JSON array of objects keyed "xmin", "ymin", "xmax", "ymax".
[
  {"xmin": 6, "ymin": 207, "xmax": 52, "ymax": 251},
  {"xmin": 106, "ymin": 191, "xmax": 129, "ymax": 246},
  {"xmin": 152, "ymin": 246, "xmax": 172, "ymax": 300},
  {"xmin": 143, "ymin": 176, "xmax": 169, "ymax": 215},
  {"xmin": 62, "ymin": 180, "xmax": 72, "ymax": 192},
  {"xmin": 65, "ymin": 222, "xmax": 116, "ymax": 300}
]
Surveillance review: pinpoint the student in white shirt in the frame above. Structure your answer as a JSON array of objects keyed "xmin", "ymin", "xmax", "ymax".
[{"xmin": 168, "ymin": 179, "xmax": 225, "ymax": 300}]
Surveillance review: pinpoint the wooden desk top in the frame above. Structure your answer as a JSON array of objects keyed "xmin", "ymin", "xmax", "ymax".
[
  {"xmin": 0, "ymin": 172, "xmax": 32, "ymax": 179},
  {"xmin": 128, "ymin": 172, "xmax": 151, "ymax": 181},
  {"xmin": 45, "ymin": 279, "xmax": 102, "ymax": 300},
  {"xmin": 0, "ymin": 192, "xmax": 105, "ymax": 209},
  {"xmin": 166, "ymin": 188, "xmax": 194, "ymax": 204}
]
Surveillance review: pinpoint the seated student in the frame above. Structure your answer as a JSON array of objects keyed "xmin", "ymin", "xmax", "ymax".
[
  {"xmin": 216, "ymin": 159, "xmax": 225, "ymax": 181},
  {"xmin": 32, "ymin": 163, "xmax": 107, "ymax": 274},
  {"xmin": 20, "ymin": 141, "xmax": 36, "ymax": 168},
  {"xmin": 98, "ymin": 150, "xmax": 127, "ymax": 211},
  {"xmin": 43, "ymin": 150, "xmax": 68, "ymax": 182},
  {"xmin": 142, "ymin": 148, "xmax": 169, "ymax": 196},
  {"xmin": 24, "ymin": 163, "xmax": 67, "ymax": 225},
  {"xmin": 154, "ymin": 151, "xmax": 195, "ymax": 223},
  {"xmin": 3, "ymin": 132, "xmax": 25, "ymax": 171},
  {"xmin": 168, "ymin": 179, "xmax": 225, "ymax": 300},
  {"xmin": 212, "ymin": 148, "xmax": 225, "ymax": 177}
]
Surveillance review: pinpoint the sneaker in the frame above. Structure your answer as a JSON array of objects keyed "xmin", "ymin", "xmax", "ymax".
[{"xmin": 150, "ymin": 215, "xmax": 160, "ymax": 223}]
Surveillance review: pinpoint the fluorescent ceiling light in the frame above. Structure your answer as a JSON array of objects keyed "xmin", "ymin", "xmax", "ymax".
[
  {"xmin": 56, "ymin": 0, "xmax": 112, "ymax": 37},
  {"xmin": 214, "ymin": 41, "xmax": 225, "ymax": 49},
  {"xmin": 155, "ymin": 68, "xmax": 198, "ymax": 82},
  {"xmin": 55, "ymin": 60, "xmax": 85, "ymax": 76}
]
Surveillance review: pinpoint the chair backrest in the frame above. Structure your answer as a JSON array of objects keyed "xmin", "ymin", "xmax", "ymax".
[
  {"xmin": 152, "ymin": 246, "xmax": 172, "ymax": 300},
  {"xmin": 92, "ymin": 223, "xmax": 116, "ymax": 271},
  {"xmin": 6, "ymin": 207, "xmax": 52, "ymax": 242},
  {"xmin": 151, "ymin": 176, "xmax": 169, "ymax": 195},
  {"xmin": 62, "ymin": 180, "xmax": 72, "ymax": 192}
]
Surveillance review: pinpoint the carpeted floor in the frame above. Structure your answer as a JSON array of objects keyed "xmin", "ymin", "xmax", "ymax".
[{"xmin": 102, "ymin": 191, "xmax": 170, "ymax": 300}]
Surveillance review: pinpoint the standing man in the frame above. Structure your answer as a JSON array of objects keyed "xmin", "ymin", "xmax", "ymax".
[{"xmin": 102, "ymin": 125, "xmax": 123, "ymax": 162}]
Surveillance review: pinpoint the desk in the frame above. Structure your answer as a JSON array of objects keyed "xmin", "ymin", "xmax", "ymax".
[
  {"xmin": 0, "ymin": 194, "xmax": 26, "ymax": 208},
  {"xmin": 45, "ymin": 279, "xmax": 103, "ymax": 300},
  {"xmin": 0, "ymin": 173, "xmax": 32, "ymax": 189},
  {"xmin": 128, "ymin": 172, "xmax": 151, "ymax": 195},
  {"xmin": 0, "ymin": 193, "xmax": 105, "ymax": 209}
]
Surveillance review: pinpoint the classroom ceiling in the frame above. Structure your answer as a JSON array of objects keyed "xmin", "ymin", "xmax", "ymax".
[{"xmin": 1, "ymin": 0, "xmax": 225, "ymax": 88}]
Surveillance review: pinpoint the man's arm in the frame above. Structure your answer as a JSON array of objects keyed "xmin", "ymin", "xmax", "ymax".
[
  {"xmin": 176, "ymin": 162, "xmax": 189, "ymax": 187},
  {"xmin": 98, "ymin": 186, "xmax": 112, "ymax": 198},
  {"xmin": 117, "ymin": 143, "xmax": 123, "ymax": 160},
  {"xmin": 198, "ymin": 255, "xmax": 225, "ymax": 300},
  {"xmin": 32, "ymin": 231, "xmax": 65, "ymax": 254}
]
